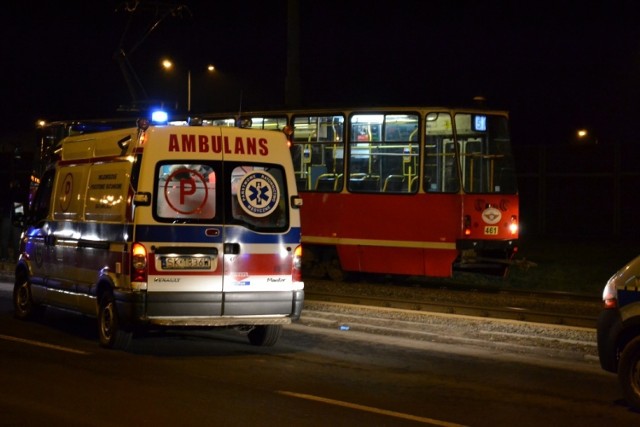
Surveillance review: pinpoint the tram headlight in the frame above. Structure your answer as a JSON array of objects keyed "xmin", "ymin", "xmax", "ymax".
[{"xmin": 509, "ymin": 215, "xmax": 518, "ymax": 235}]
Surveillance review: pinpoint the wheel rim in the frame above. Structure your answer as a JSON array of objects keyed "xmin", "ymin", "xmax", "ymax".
[
  {"xmin": 101, "ymin": 302, "xmax": 114, "ymax": 340},
  {"xmin": 17, "ymin": 283, "xmax": 29, "ymax": 312},
  {"xmin": 632, "ymin": 358, "xmax": 640, "ymax": 396}
]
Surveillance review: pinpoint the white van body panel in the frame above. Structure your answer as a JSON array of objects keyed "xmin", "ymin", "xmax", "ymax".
[{"xmin": 17, "ymin": 124, "xmax": 303, "ymax": 346}]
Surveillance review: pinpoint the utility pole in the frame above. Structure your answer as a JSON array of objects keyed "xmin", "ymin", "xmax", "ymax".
[{"xmin": 285, "ymin": 0, "xmax": 301, "ymax": 107}]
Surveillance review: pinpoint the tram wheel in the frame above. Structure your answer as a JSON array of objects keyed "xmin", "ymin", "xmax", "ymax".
[{"xmin": 326, "ymin": 258, "xmax": 347, "ymax": 281}]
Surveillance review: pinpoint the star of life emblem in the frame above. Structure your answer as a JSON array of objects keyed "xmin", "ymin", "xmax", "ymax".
[{"xmin": 237, "ymin": 171, "xmax": 280, "ymax": 217}]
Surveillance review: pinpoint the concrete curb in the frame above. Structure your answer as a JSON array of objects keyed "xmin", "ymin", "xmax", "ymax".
[{"xmin": 298, "ymin": 301, "xmax": 599, "ymax": 365}]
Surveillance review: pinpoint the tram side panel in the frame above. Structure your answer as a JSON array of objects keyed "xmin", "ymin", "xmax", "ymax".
[{"xmin": 300, "ymin": 192, "xmax": 461, "ymax": 278}]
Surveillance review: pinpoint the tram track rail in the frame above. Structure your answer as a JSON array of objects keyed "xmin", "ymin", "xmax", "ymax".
[{"xmin": 305, "ymin": 289, "xmax": 600, "ymax": 329}]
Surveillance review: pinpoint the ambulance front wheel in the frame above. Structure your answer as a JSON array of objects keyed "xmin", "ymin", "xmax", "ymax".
[
  {"xmin": 98, "ymin": 291, "xmax": 132, "ymax": 350},
  {"xmin": 248, "ymin": 325, "xmax": 282, "ymax": 346}
]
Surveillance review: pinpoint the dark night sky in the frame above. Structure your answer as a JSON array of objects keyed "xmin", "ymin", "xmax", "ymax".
[{"xmin": 3, "ymin": 0, "xmax": 640, "ymax": 146}]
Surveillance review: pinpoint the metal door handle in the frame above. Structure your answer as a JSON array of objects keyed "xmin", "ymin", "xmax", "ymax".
[{"xmin": 224, "ymin": 243, "xmax": 241, "ymax": 255}]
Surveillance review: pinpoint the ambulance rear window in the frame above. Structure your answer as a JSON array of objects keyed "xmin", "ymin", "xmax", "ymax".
[
  {"xmin": 155, "ymin": 163, "xmax": 218, "ymax": 222},
  {"xmin": 229, "ymin": 163, "xmax": 288, "ymax": 231},
  {"xmin": 152, "ymin": 162, "xmax": 289, "ymax": 230}
]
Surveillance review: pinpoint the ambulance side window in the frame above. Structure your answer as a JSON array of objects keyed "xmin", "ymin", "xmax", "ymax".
[
  {"xmin": 229, "ymin": 164, "xmax": 288, "ymax": 231},
  {"xmin": 154, "ymin": 163, "xmax": 218, "ymax": 222},
  {"xmin": 30, "ymin": 170, "xmax": 55, "ymax": 223}
]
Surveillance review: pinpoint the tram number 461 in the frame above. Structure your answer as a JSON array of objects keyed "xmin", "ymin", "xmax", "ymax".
[{"xmin": 484, "ymin": 226, "xmax": 499, "ymax": 235}]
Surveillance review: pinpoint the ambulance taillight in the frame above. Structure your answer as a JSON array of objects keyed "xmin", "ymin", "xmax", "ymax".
[
  {"xmin": 292, "ymin": 245, "xmax": 303, "ymax": 282},
  {"xmin": 131, "ymin": 243, "xmax": 148, "ymax": 283}
]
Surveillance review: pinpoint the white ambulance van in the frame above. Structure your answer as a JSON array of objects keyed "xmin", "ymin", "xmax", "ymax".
[{"xmin": 14, "ymin": 119, "xmax": 304, "ymax": 349}]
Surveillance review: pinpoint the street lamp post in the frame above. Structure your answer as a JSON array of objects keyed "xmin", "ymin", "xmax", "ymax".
[
  {"xmin": 162, "ymin": 59, "xmax": 215, "ymax": 115},
  {"xmin": 187, "ymin": 69, "xmax": 191, "ymax": 114}
]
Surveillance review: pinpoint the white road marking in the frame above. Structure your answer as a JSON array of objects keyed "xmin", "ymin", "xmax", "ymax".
[
  {"xmin": 277, "ymin": 390, "xmax": 467, "ymax": 427},
  {"xmin": 0, "ymin": 334, "xmax": 90, "ymax": 355}
]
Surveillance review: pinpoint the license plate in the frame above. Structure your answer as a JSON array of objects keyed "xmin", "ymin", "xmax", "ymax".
[
  {"xmin": 161, "ymin": 256, "xmax": 211, "ymax": 270},
  {"xmin": 484, "ymin": 226, "xmax": 499, "ymax": 235}
]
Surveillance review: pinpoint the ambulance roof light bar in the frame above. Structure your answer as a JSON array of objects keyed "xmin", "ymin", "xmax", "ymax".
[{"xmin": 151, "ymin": 110, "xmax": 168, "ymax": 124}]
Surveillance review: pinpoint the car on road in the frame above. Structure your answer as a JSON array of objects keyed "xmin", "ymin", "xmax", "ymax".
[{"xmin": 597, "ymin": 254, "xmax": 640, "ymax": 411}]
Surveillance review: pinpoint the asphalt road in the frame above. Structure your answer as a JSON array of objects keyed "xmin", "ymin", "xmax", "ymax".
[{"xmin": 0, "ymin": 280, "xmax": 637, "ymax": 426}]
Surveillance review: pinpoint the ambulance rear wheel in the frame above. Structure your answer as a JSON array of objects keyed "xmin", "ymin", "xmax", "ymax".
[
  {"xmin": 248, "ymin": 325, "xmax": 282, "ymax": 346},
  {"xmin": 13, "ymin": 275, "xmax": 44, "ymax": 320},
  {"xmin": 618, "ymin": 335, "xmax": 640, "ymax": 411},
  {"xmin": 98, "ymin": 292, "xmax": 132, "ymax": 350}
]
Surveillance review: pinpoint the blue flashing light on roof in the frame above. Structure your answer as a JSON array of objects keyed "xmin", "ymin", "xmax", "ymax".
[{"xmin": 151, "ymin": 110, "xmax": 169, "ymax": 124}]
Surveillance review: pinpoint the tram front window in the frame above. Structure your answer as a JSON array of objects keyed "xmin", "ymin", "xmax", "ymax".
[
  {"xmin": 456, "ymin": 114, "xmax": 517, "ymax": 194},
  {"xmin": 424, "ymin": 112, "xmax": 459, "ymax": 193}
]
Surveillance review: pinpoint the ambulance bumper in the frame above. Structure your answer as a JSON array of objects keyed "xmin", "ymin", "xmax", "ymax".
[{"xmin": 114, "ymin": 289, "xmax": 304, "ymax": 328}]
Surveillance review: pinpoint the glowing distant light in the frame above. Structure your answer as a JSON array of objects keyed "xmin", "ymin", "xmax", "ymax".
[
  {"xmin": 572, "ymin": 128, "xmax": 597, "ymax": 145},
  {"xmin": 151, "ymin": 110, "xmax": 168, "ymax": 123},
  {"xmin": 207, "ymin": 64, "xmax": 215, "ymax": 72},
  {"xmin": 162, "ymin": 59, "xmax": 173, "ymax": 70}
]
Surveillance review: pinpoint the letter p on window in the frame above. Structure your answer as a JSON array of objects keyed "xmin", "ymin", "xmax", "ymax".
[{"xmin": 180, "ymin": 178, "xmax": 197, "ymax": 204}]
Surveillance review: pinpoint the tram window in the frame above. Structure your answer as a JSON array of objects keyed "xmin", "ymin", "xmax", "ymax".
[
  {"xmin": 207, "ymin": 117, "xmax": 235, "ymax": 127},
  {"xmin": 455, "ymin": 114, "xmax": 516, "ymax": 194},
  {"xmin": 291, "ymin": 115, "xmax": 345, "ymax": 192},
  {"xmin": 239, "ymin": 116, "xmax": 287, "ymax": 131},
  {"xmin": 348, "ymin": 113, "xmax": 419, "ymax": 193},
  {"xmin": 424, "ymin": 113, "xmax": 460, "ymax": 193}
]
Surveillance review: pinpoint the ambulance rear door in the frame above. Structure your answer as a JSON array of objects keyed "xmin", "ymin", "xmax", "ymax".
[
  {"xmin": 219, "ymin": 127, "xmax": 301, "ymax": 317},
  {"xmin": 139, "ymin": 126, "xmax": 226, "ymax": 318}
]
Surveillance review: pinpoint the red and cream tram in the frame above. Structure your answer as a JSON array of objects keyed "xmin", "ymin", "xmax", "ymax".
[
  {"xmin": 195, "ymin": 107, "xmax": 518, "ymax": 280},
  {"xmin": 38, "ymin": 107, "xmax": 517, "ymax": 280}
]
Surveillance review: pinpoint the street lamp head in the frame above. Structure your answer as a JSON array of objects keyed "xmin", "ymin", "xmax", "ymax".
[{"xmin": 159, "ymin": 59, "xmax": 217, "ymax": 114}]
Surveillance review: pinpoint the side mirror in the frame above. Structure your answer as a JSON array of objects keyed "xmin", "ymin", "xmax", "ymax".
[
  {"xmin": 12, "ymin": 203, "xmax": 25, "ymax": 227},
  {"xmin": 12, "ymin": 213, "xmax": 24, "ymax": 228}
]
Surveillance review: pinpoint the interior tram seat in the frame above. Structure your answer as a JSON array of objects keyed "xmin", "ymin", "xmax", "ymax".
[
  {"xmin": 383, "ymin": 174, "xmax": 406, "ymax": 192},
  {"xmin": 410, "ymin": 176, "xmax": 419, "ymax": 192},
  {"xmin": 315, "ymin": 173, "xmax": 343, "ymax": 191},
  {"xmin": 348, "ymin": 174, "xmax": 380, "ymax": 191}
]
